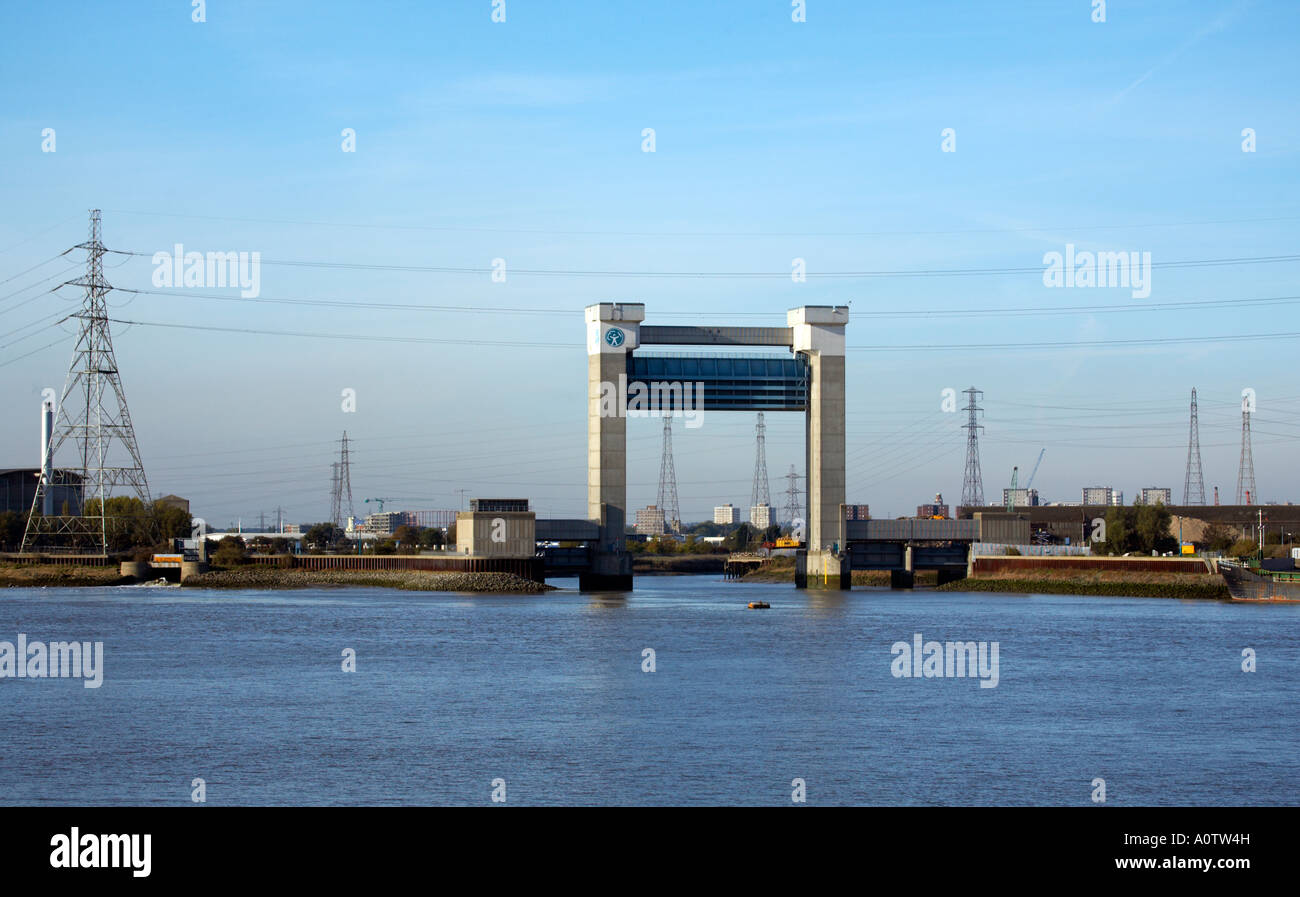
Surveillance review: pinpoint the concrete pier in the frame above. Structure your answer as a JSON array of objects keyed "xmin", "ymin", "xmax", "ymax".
[
  {"xmin": 119, "ymin": 561, "xmax": 149, "ymax": 581},
  {"xmin": 796, "ymin": 549, "xmax": 850, "ymax": 589},
  {"xmin": 790, "ymin": 307, "xmax": 847, "ymax": 555},
  {"xmin": 584, "ymin": 303, "xmax": 642, "ymax": 591}
]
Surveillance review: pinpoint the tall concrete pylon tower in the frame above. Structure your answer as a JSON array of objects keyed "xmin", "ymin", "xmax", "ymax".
[
  {"xmin": 22, "ymin": 210, "xmax": 151, "ymax": 555},
  {"xmin": 656, "ymin": 416, "xmax": 680, "ymax": 533},
  {"xmin": 960, "ymin": 387, "xmax": 984, "ymax": 509},
  {"xmin": 1183, "ymin": 388, "xmax": 1205, "ymax": 505},
  {"xmin": 585, "ymin": 302, "xmax": 644, "ymax": 589}
]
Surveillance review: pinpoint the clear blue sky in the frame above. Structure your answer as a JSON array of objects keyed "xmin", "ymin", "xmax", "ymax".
[{"xmin": 1, "ymin": 0, "xmax": 1297, "ymax": 526}]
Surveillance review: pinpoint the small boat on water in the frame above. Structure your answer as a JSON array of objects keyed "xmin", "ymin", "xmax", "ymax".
[
  {"xmin": 747, "ymin": 601, "xmax": 770, "ymax": 610},
  {"xmin": 1219, "ymin": 561, "xmax": 1300, "ymax": 602}
]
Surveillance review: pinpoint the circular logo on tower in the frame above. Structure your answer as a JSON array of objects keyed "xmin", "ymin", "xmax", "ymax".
[{"xmin": 604, "ymin": 327, "xmax": 626, "ymax": 348}]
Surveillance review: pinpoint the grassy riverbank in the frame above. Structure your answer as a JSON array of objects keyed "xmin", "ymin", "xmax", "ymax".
[
  {"xmin": 633, "ymin": 554, "xmax": 727, "ymax": 574},
  {"xmin": 181, "ymin": 567, "xmax": 554, "ymax": 593},
  {"xmin": 0, "ymin": 564, "xmax": 129, "ymax": 587}
]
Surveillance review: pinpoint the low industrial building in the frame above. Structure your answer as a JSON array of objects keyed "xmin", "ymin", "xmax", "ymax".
[
  {"xmin": 0, "ymin": 468, "xmax": 83, "ymax": 515},
  {"xmin": 456, "ymin": 499, "xmax": 536, "ymax": 558}
]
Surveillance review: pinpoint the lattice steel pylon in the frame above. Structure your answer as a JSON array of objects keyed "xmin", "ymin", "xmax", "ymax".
[
  {"xmin": 1183, "ymin": 388, "xmax": 1205, "ymax": 505},
  {"xmin": 328, "ymin": 432, "xmax": 356, "ymax": 529},
  {"xmin": 338, "ymin": 431, "xmax": 355, "ymax": 523},
  {"xmin": 960, "ymin": 387, "xmax": 984, "ymax": 509},
  {"xmin": 1236, "ymin": 398, "xmax": 1256, "ymax": 505},
  {"xmin": 782, "ymin": 465, "xmax": 803, "ymax": 526},
  {"xmin": 22, "ymin": 210, "xmax": 151, "ymax": 555},
  {"xmin": 329, "ymin": 462, "xmax": 342, "ymax": 529},
  {"xmin": 656, "ymin": 416, "xmax": 680, "ymax": 533},
  {"xmin": 751, "ymin": 412, "xmax": 771, "ymax": 512}
]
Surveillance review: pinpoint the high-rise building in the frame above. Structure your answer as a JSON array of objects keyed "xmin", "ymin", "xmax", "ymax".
[
  {"xmin": 1082, "ymin": 487, "xmax": 1123, "ymax": 506},
  {"xmin": 1001, "ymin": 488, "xmax": 1039, "ymax": 508},
  {"xmin": 714, "ymin": 504, "xmax": 738, "ymax": 525},
  {"xmin": 366, "ymin": 511, "xmax": 411, "ymax": 534},
  {"xmin": 636, "ymin": 505, "xmax": 666, "ymax": 536},
  {"xmin": 844, "ymin": 504, "xmax": 871, "ymax": 520},
  {"xmin": 1137, "ymin": 487, "xmax": 1172, "ymax": 505},
  {"xmin": 749, "ymin": 503, "xmax": 771, "ymax": 529}
]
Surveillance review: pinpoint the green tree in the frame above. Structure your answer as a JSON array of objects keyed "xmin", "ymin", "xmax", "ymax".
[
  {"xmin": 303, "ymin": 523, "xmax": 342, "ymax": 550},
  {"xmin": 1200, "ymin": 523, "xmax": 1237, "ymax": 552},
  {"xmin": 1092, "ymin": 507, "xmax": 1131, "ymax": 556},
  {"xmin": 1134, "ymin": 503, "xmax": 1175, "ymax": 553},
  {"xmin": 212, "ymin": 535, "xmax": 248, "ymax": 566},
  {"xmin": 392, "ymin": 525, "xmax": 420, "ymax": 552},
  {"xmin": 725, "ymin": 523, "xmax": 755, "ymax": 552},
  {"xmin": 1228, "ymin": 538, "xmax": 1259, "ymax": 558},
  {"xmin": 0, "ymin": 510, "xmax": 23, "ymax": 549}
]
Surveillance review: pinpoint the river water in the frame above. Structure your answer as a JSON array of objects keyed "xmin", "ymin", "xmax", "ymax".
[{"xmin": 1, "ymin": 575, "xmax": 1295, "ymax": 806}]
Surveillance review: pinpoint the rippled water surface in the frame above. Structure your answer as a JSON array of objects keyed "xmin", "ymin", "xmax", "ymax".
[{"xmin": 1, "ymin": 575, "xmax": 1296, "ymax": 805}]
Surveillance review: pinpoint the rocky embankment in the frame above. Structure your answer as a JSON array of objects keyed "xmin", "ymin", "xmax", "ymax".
[
  {"xmin": 181, "ymin": 567, "xmax": 554, "ymax": 593},
  {"xmin": 937, "ymin": 571, "xmax": 1230, "ymax": 600},
  {"xmin": 0, "ymin": 564, "xmax": 129, "ymax": 587}
]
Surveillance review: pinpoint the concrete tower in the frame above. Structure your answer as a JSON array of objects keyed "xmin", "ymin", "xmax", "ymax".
[
  {"xmin": 789, "ymin": 306, "xmax": 847, "ymax": 552},
  {"xmin": 584, "ymin": 302, "xmax": 643, "ymax": 589}
]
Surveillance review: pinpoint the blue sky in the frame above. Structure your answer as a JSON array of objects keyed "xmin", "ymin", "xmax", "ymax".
[{"xmin": 1, "ymin": 0, "xmax": 1297, "ymax": 526}]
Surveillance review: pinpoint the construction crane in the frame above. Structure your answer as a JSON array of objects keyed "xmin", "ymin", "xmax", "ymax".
[
  {"xmin": 1025, "ymin": 448, "xmax": 1046, "ymax": 490},
  {"xmin": 364, "ymin": 497, "xmax": 442, "ymax": 513},
  {"xmin": 1006, "ymin": 466, "xmax": 1018, "ymax": 512}
]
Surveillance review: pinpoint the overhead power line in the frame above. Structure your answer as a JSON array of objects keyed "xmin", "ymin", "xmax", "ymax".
[
  {"xmin": 110, "ymin": 249, "xmax": 1300, "ymax": 280},
  {"xmin": 87, "ymin": 316, "xmax": 1300, "ymax": 353},
  {"xmin": 113, "ymin": 286, "xmax": 1300, "ymax": 322},
  {"xmin": 102, "ymin": 207, "xmax": 1300, "ymax": 238}
]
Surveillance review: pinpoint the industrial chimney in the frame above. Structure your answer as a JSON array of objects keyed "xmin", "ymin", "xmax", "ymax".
[{"xmin": 39, "ymin": 397, "xmax": 54, "ymax": 515}]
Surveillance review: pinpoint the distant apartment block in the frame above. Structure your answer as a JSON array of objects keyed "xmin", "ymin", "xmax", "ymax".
[
  {"xmin": 714, "ymin": 504, "xmax": 738, "ymax": 525},
  {"xmin": 749, "ymin": 503, "xmax": 771, "ymax": 529},
  {"xmin": 366, "ymin": 511, "xmax": 410, "ymax": 534},
  {"xmin": 1001, "ymin": 488, "xmax": 1039, "ymax": 508},
  {"xmin": 1082, "ymin": 487, "xmax": 1123, "ymax": 506},
  {"xmin": 636, "ymin": 505, "xmax": 666, "ymax": 536},
  {"xmin": 916, "ymin": 493, "xmax": 950, "ymax": 518},
  {"xmin": 1137, "ymin": 487, "xmax": 1172, "ymax": 505},
  {"xmin": 844, "ymin": 504, "xmax": 871, "ymax": 520}
]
